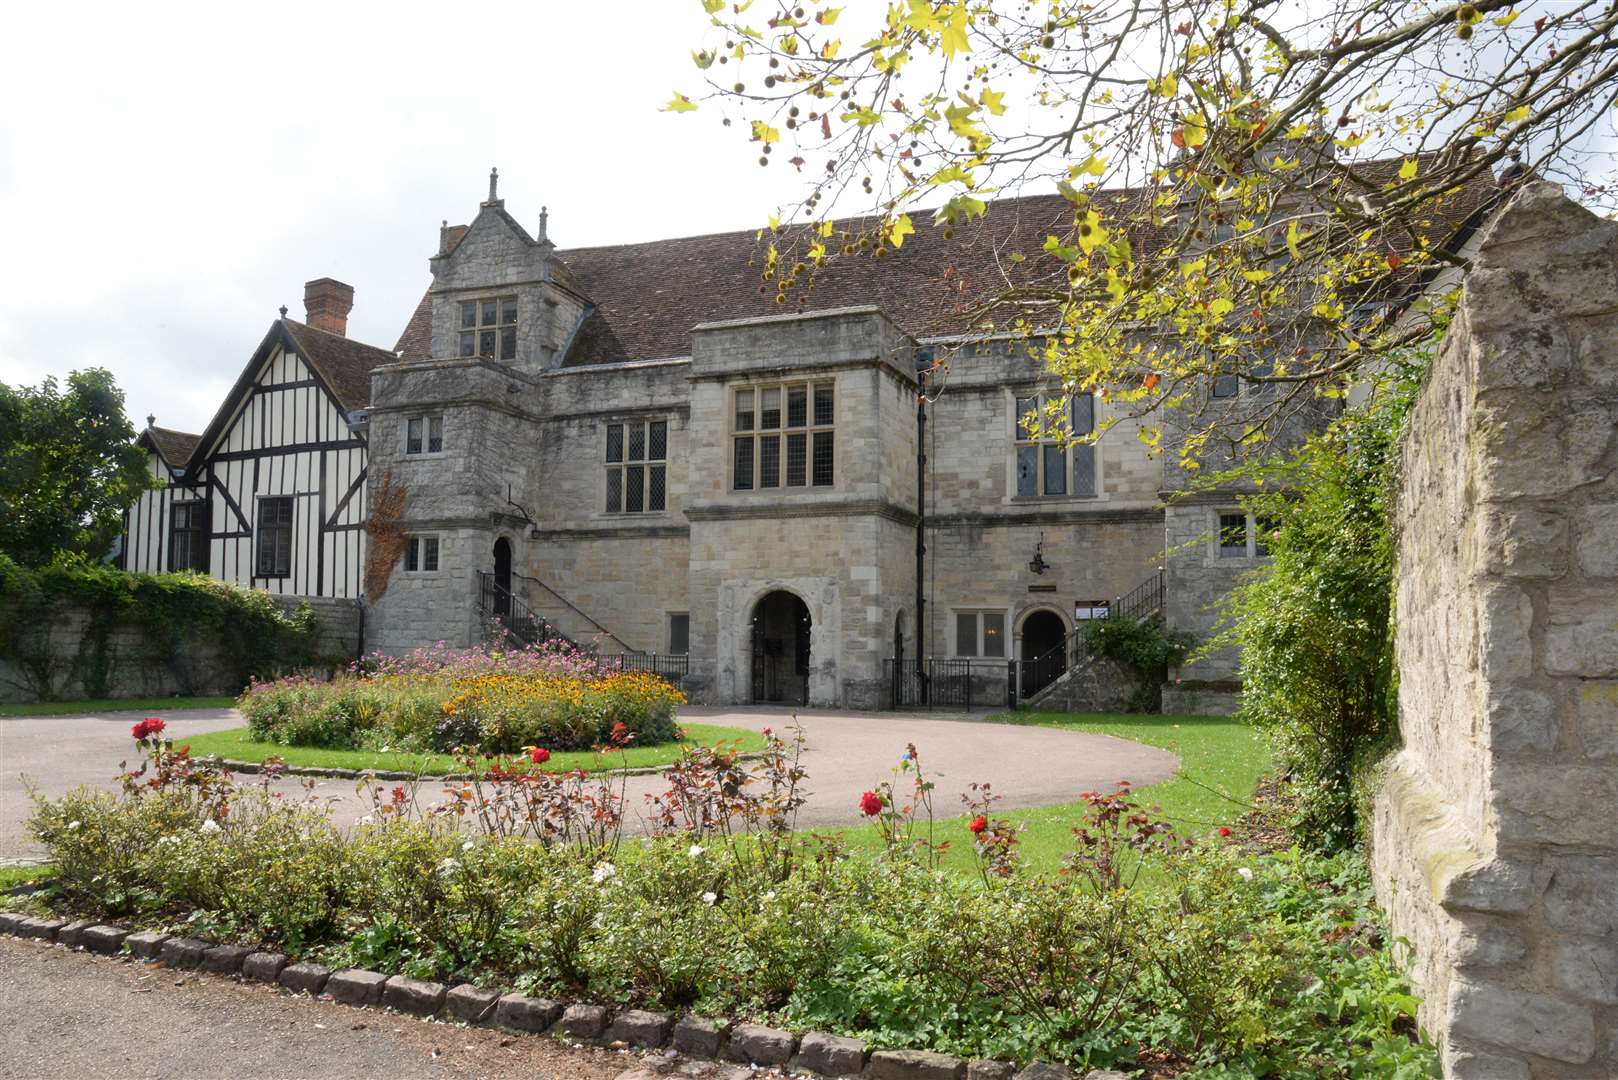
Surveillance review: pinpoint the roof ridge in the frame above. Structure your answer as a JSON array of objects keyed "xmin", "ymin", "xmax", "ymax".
[{"xmin": 280, "ymin": 316, "xmax": 398, "ymax": 358}]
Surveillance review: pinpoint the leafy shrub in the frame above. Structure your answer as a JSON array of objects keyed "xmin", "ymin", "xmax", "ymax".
[
  {"xmin": 1081, "ymin": 616, "xmax": 1196, "ymax": 711},
  {"xmin": 23, "ymin": 728, "xmax": 1436, "ymax": 1076}
]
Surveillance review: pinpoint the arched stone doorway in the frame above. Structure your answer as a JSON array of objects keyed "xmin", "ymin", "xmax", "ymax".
[
  {"xmin": 1019, "ymin": 608, "xmax": 1069, "ymax": 698},
  {"xmin": 491, "ymin": 537, "xmax": 513, "ymax": 617},
  {"xmin": 750, "ymin": 590, "xmax": 811, "ymax": 705}
]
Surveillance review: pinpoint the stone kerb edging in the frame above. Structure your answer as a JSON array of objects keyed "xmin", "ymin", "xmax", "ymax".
[
  {"xmin": 197, "ymin": 751, "xmax": 768, "ymax": 783},
  {"xmin": 0, "ymin": 910, "xmax": 1123, "ymax": 1080}
]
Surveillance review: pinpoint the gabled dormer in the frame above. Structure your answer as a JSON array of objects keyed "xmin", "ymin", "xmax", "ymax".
[{"xmin": 424, "ymin": 169, "xmax": 590, "ymax": 371}]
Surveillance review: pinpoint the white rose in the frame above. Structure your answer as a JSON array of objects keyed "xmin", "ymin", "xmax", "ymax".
[
  {"xmin": 67, "ymin": 820, "xmax": 81, "ymax": 832},
  {"xmin": 1237, "ymin": 867, "xmax": 1254, "ymax": 881},
  {"xmin": 688, "ymin": 844, "xmax": 705, "ymax": 859},
  {"xmin": 199, "ymin": 818, "xmax": 222, "ymax": 834},
  {"xmin": 592, "ymin": 862, "xmax": 617, "ymax": 884},
  {"xmin": 462, "ymin": 839, "xmax": 475, "ymax": 852},
  {"xmin": 701, "ymin": 891, "xmax": 718, "ymax": 906}
]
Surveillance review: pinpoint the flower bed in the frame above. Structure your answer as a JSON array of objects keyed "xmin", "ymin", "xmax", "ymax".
[
  {"xmin": 238, "ymin": 641, "xmax": 683, "ymax": 754},
  {"xmin": 17, "ymin": 723, "xmax": 1437, "ymax": 1077}
]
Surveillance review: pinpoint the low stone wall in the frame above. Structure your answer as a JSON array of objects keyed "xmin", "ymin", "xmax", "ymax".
[
  {"xmin": 1159, "ymin": 682, "xmax": 1241, "ymax": 717},
  {"xmin": 268, "ymin": 595, "xmax": 362, "ymax": 661},
  {"xmin": 1371, "ymin": 182, "xmax": 1618, "ymax": 1078}
]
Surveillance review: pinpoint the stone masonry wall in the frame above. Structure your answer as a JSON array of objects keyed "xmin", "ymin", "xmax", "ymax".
[{"xmin": 1371, "ymin": 182, "xmax": 1618, "ymax": 1079}]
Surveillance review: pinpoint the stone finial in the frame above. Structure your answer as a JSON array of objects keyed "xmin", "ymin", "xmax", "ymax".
[
  {"xmin": 146, "ymin": 414, "xmax": 155, "ymax": 428},
  {"xmin": 538, "ymin": 205, "xmax": 549, "ymax": 244},
  {"xmin": 487, "ymin": 166, "xmax": 499, "ymax": 204},
  {"xmin": 279, "ymin": 305, "xmax": 288, "ymax": 318}
]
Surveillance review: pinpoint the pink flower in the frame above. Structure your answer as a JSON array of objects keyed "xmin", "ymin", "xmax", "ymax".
[{"xmin": 859, "ymin": 791, "xmax": 883, "ymax": 817}]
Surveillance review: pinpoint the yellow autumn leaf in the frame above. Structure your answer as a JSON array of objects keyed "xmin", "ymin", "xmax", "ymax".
[
  {"xmin": 821, "ymin": 39, "xmax": 842, "ymax": 59},
  {"xmin": 816, "ymin": 6, "xmax": 842, "ymax": 25},
  {"xmin": 1207, "ymin": 297, "xmax": 1235, "ymax": 320},
  {"xmin": 1180, "ymin": 113, "xmax": 1207, "ymax": 148},
  {"xmin": 1286, "ymin": 220, "xmax": 1303, "ymax": 260},
  {"xmin": 1398, "ymin": 157, "xmax": 1419, "ymax": 181},
  {"xmin": 662, "ymin": 93, "xmax": 699, "ymax": 114},
  {"xmin": 1504, "ymin": 105, "xmax": 1530, "ymax": 125},
  {"xmin": 886, "ymin": 214, "xmax": 916, "ymax": 249},
  {"xmin": 751, "ymin": 120, "xmax": 781, "ymax": 144},
  {"xmin": 980, "ymin": 88, "xmax": 1006, "ymax": 116},
  {"xmin": 939, "ymin": 4, "xmax": 970, "ymax": 58},
  {"xmin": 1075, "ymin": 154, "xmax": 1107, "ymax": 177},
  {"xmin": 1154, "ymin": 73, "xmax": 1179, "ymax": 99},
  {"xmin": 1076, "ymin": 209, "xmax": 1109, "ymax": 256},
  {"xmin": 1493, "ymin": 10, "xmax": 1519, "ymax": 27}
]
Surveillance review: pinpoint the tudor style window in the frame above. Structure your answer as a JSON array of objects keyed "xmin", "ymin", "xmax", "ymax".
[
  {"xmin": 405, "ymin": 414, "xmax": 444, "ymax": 455},
  {"xmin": 732, "ymin": 381, "xmax": 834, "ymax": 491},
  {"xmin": 954, "ymin": 610, "xmax": 1007, "ymax": 658},
  {"xmin": 1216, "ymin": 511, "xmax": 1276, "ymax": 559},
  {"xmin": 169, "ymin": 500, "xmax": 209, "ymax": 573},
  {"xmin": 256, "ymin": 497, "xmax": 294, "ymax": 578},
  {"xmin": 1015, "ymin": 392, "xmax": 1096, "ymax": 498},
  {"xmin": 606, "ymin": 419, "xmax": 668, "ymax": 514},
  {"xmin": 404, "ymin": 535, "xmax": 440, "ymax": 573},
  {"xmin": 458, "ymin": 297, "xmax": 518, "ymax": 361}
]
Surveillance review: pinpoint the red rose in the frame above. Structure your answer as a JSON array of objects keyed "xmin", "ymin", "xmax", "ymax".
[
  {"xmin": 1218, "ymin": 826, "xmax": 1231, "ymax": 837},
  {"xmin": 131, "ymin": 717, "xmax": 165, "ymax": 741},
  {"xmin": 529, "ymin": 747, "xmax": 551, "ymax": 765},
  {"xmin": 859, "ymin": 791, "xmax": 883, "ymax": 817},
  {"xmin": 969, "ymin": 815, "xmax": 988, "ymax": 835}
]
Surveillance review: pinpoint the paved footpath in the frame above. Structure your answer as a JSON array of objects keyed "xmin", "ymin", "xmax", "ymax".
[
  {"xmin": 0, "ymin": 705, "xmax": 1178, "ymax": 859},
  {"xmin": 0, "ymin": 934, "xmax": 760, "ymax": 1080}
]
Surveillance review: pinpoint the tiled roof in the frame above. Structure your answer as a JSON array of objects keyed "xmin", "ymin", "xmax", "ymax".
[
  {"xmin": 281, "ymin": 318, "xmax": 398, "ymax": 411},
  {"xmin": 395, "ymin": 161, "xmax": 1498, "ymax": 367},
  {"xmin": 142, "ymin": 425, "xmax": 201, "ymax": 467}
]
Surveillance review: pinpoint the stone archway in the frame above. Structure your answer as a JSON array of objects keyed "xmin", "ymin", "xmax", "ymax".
[
  {"xmin": 1019, "ymin": 607, "xmax": 1069, "ymax": 698},
  {"xmin": 750, "ymin": 590, "xmax": 811, "ymax": 705}
]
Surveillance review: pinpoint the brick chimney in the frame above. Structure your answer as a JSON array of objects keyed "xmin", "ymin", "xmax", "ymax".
[{"xmin": 303, "ymin": 278, "xmax": 354, "ymax": 337}]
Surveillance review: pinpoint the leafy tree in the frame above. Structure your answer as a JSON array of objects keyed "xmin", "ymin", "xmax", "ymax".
[
  {"xmin": 673, "ymin": 1, "xmax": 1615, "ymax": 458},
  {"xmin": 0, "ymin": 369, "xmax": 153, "ymax": 567}
]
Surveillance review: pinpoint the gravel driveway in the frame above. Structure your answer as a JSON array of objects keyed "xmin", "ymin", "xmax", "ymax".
[{"xmin": 0, "ymin": 705, "xmax": 1178, "ymax": 859}]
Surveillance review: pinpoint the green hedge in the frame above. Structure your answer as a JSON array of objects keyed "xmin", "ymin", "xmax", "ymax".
[{"xmin": 0, "ymin": 554, "xmax": 324, "ymax": 701}]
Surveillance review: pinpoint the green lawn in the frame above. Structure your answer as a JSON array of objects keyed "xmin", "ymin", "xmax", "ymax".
[
  {"xmin": 179, "ymin": 722, "xmax": 769, "ymax": 776},
  {"xmin": 0, "ymin": 696, "xmax": 239, "ymax": 717},
  {"xmin": 834, "ymin": 711, "xmax": 1270, "ymax": 874},
  {"xmin": 0, "ymin": 864, "xmax": 54, "ymax": 891}
]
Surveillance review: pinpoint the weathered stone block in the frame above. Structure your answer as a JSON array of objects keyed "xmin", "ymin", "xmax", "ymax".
[
  {"xmin": 1448, "ymin": 979, "xmax": 1596, "ymax": 1064},
  {"xmin": 866, "ymin": 1048, "xmax": 966, "ymax": 1080},
  {"xmin": 201, "ymin": 944, "xmax": 251, "ymax": 973},
  {"xmin": 1550, "ymin": 937, "xmax": 1618, "ymax": 1005},
  {"xmin": 557, "ymin": 1003, "xmax": 609, "ymax": 1040},
  {"xmin": 1484, "ymin": 687, "xmax": 1559, "ymax": 753},
  {"xmin": 82, "ymin": 925, "xmax": 130, "ymax": 956},
  {"xmin": 1577, "ymin": 682, "xmax": 1618, "ymax": 758},
  {"xmin": 603, "ymin": 1008, "xmax": 671, "ymax": 1049},
  {"xmin": 56, "ymin": 919, "xmax": 98, "ymax": 948},
  {"xmin": 124, "ymin": 931, "xmax": 169, "ymax": 959},
  {"xmin": 278, "ymin": 961, "xmax": 331, "ymax": 995},
  {"xmin": 0, "ymin": 912, "xmax": 22, "ymax": 935},
  {"xmin": 445, "ymin": 984, "xmax": 499, "ymax": 1023},
  {"xmin": 1544, "ymin": 591, "xmax": 1618, "ymax": 677},
  {"xmin": 1479, "ymin": 507, "xmax": 1568, "ymax": 578},
  {"xmin": 965, "ymin": 1062, "xmax": 1014, "ymax": 1080},
  {"xmin": 722, "ymin": 1022, "xmax": 794, "ymax": 1066},
  {"xmin": 20, "ymin": 917, "xmax": 66, "ymax": 942},
  {"xmin": 159, "ymin": 936, "xmax": 208, "ymax": 970},
  {"xmin": 1010, "ymin": 1065, "xmax": 1071, "ymax": 1080},
  {"xmin": 327, "ymin": 968, "xmax": 387, "ymax": 1006},
  {"xmin": 1443, "ymin": 1040, "xmax": 1530, "ymax": 1080},
  {"xmin": 671, "ymin": 1015, "xmax": 726, "ymax": 1058},
  {"xmin": 1477, "ymin": 585, "xmax": 1534, "ymax": 681},
  {"xmin": 383, "ymin": 975, "xmax": 447, "ymax": 1016},
  {"xmin": 494, "ymin": 993, "xmax": 561, "ymax": 1033},
  {"xmin": 1440, "ymin": 857, "xmax": 1541, "ymax": 915},
  {"xmin": 1573, "ymin": 503, "xmax": 1618, "ymax": 578},
  {"xmin": 241, "ymin": 952, "xmax": 287, "ymax": 982},
  {"xmin": 1543, "ymin": 854, "xmax": 1618, "ymax": 936},
  {"xmin": 1448, "ymin": 920, "xmax": 1527, "ymax": 970},
  {"xmin": 792, "ymin": 1031, "xmax": 866, "ymax": 1076}
]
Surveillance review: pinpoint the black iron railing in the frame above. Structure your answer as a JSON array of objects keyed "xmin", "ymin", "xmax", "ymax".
[
  {"xmin": 884, "ymin": 658, "xmax": 1013, "ymax": 711},
  {"xmin": 476, "ymin": 571, "xmax": 580, "ymax": 651},
  {"xmin": 1111, "ymin": 566, "xmax": 1166, "ymax": 623},
  {"xmin": 1018, "ymin": 640, "xmax": 1069, "ymax": 700},
  {"xmin": 603, "ymin": 652, "xmax": 692, "ymax": 685}
]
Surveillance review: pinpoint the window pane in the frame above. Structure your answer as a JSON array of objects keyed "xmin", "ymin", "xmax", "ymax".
[
  {"xmin": 733, "ymin": 437, "xmax": 754, "ymax": 490},
  {"xmin": 734, "ymin": 390, "xmax": 754, "ymax": 431},
  {"xmin": 759, "ymin": 434, "xmax": 780, "ymax": 488},
  {"xmin": 669, "ymin": 613, "xmax": 690, "ymax": 655},
  {"xmin": 626, "ymin": 465, "xmax": 644, "ymax": 512},
  {"xmin": 1073, "ymin": 393, "xmax": 1095, "ymax": 436},
  {"xmin": 1072, "ymin": 444, "xmax": 1097, "ymax": 497},
  {"xmin": 1016, "ymin": 396, "xmax": 1038, "ymax": 438},
  {"xmin": 606, "ymin": 468, "xmax": 622, "ymax": 512},
  {"xmin": 428, "ymin": 415, "xmax": 443, "ymax": 453},
  {"xmin": 606, "ymin": 423, "xmax": 623, "ymax": 462},
  {"xmin": 461, "ymin": 302, "xmax": 477, "ymax": 329},
  {"xmin": 787, "ymin": 386, "xmax": 807, "ymax": 427},
  {"xmin": 760, "ymin": 388, "xmax": 781, "ymax": 429},
  {"xmin": 649, "ymin": 464, "xmax": 666, "ymax": 511},
  {"xmin": 500, "ymin": 328, "xmax": 517, "ymax": 361},
  {"xmin": 956, "ymin": 613, "xmax": 978, "ymax": 657},
  {"xmin": 1212, "ymin": 374, "xmax": 1239, "ymax": 398},
  {"xmin": 628, "ymin": 423, "xmax": 645, "ymax": 461},
  {"xmin": 812, "ymin": 431, "xmax": 834, "ymax": 486},
  {"xmin": 1016, "ymin": 445, "xmax": 1038, "ymax": 497},
  {"xmin": 982, "ymin": 613, "xmax": 1005, "ymax": 657},
  {"xmin": 1042, "ymin": 444, "xmax": 1066, "ymax": 495},
  {"xmin": 1218, "ymin": 513, "xmax": 1247, "ymax": 556},
  {"xmin": 481, "ymin": 300, "xmax": 498, "ymax": 326},
  {"xmin": 458, "ymin": 332, "xmax": 476, "ymax": 357},
  {"xmin": 423, "ymin": 537, "xmax": 439, "ymax": 572},
  {"xmin": 407, "ymin": 418, "xmax": 423, "ymax": 454},
  {"xmin": 479, "ymin": 330, "xmax": 496, "ymax": 357},
  {"xmin": 814, "ymin": 384, "xmax": 834, "ymax": 426},
  {"xmin": 786, "ymin": 433, "xmax": 807, "ymax": 486},
  {"xmin": 405, "ymin": 538, "xmax": 418, "ymax": 572},
  {"xmin": 649, "ymin": 420, "xmax": 667, "ymax": 460},
  {"xmin": 501, "ymin": 298, "xmax": 517, "ymax": 325}
]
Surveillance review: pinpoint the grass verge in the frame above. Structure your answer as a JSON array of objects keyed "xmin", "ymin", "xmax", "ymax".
[
  {"xmin": 179, "ymin": 722, "xmax": 769, "ymax": 776},
  {"xmin": 833, "ymin": 711, "xmax": 1270, "ymax": 874},
  {"xmin": 0, "ymin": 696, "xmax": 239, "ymax": 718},
  {"xmin": 0, "ymin": 864, "xmax": 55, "ymax": 890}
]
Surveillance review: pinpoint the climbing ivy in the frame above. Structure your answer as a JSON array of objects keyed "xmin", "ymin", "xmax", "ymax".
[
  {"xmin": 1081, "ymin": 617, "xmax": 1195, "ymax": 712},
  {"xmin": 0, "ymin": 554, "xmax": 323, "ymax": 702}
]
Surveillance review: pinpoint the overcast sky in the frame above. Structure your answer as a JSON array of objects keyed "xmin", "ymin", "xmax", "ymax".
[{"xmin": 0, "ymin": 1, "xmax": 811, "ymax": 434}]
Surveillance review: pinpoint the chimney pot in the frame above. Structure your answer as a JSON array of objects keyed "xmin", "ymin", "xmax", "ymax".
[{"xmin": 303, "ymin": 278, "xmax": 354, "ymax": 337}]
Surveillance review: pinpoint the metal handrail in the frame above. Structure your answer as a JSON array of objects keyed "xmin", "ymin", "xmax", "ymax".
[
  {"xmin": 476, "ymin": 571, "xmax": 582, "ymax": 651},
  {"xmin": 1111, "ymin": 566, "xmax": 1166, "ymax": 623},
  {"xmin": 506, "ymin": 570, "xmax": 635, "ymax": 653}
]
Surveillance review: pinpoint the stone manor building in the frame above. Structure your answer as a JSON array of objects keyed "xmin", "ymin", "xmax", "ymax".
[{"xmin": 125, "ymin": 167, "xmax": 1493, "ymax": 712}]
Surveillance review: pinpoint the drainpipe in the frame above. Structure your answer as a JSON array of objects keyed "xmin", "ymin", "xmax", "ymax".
[{"xmin": 915, "ymin": 349, "xmax": 931, "ymax": 693}]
